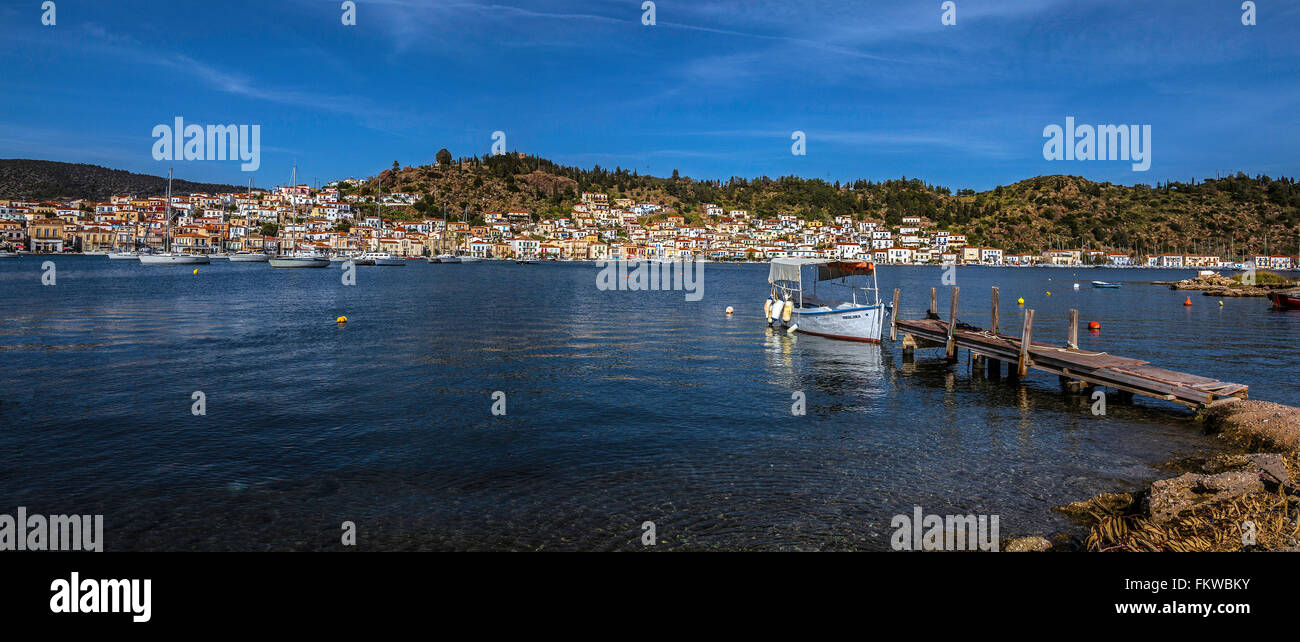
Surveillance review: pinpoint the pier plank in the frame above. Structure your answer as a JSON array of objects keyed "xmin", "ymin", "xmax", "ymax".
[{"xmin": 894, "ymin": 308, "xmax": 1248, "ymax": 409}]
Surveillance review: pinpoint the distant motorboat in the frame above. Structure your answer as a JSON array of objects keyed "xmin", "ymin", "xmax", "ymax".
[
  {"xmin": 268, "ymin": 253, "xmax": 330, "ymax": 268},
  {"xmin": 107, "ymin": 251, "xmax": 139, "ymax": 260},
  {"xmin": 458, "ymin": 255, "xmax": 482, "ymax": 263},
  {"xmin": 229, "ymin": 252, "xmax": 270, "ymax": 262},
  {"xmin": 515, "ymin": 259, "xmax": 537, "ymax": 265},
  {"xmin": 358, "ymin": 252, "xmax": 403, "ymax": 266},
  {"xmin": 140, "ymin": 253, "xmax": 210, "ymax": 265},
  {"xmin": 435, "ymin": 254, "xmax": 461, "ymax": 264},
  {"xmin": 1091, "ymin": 281, "xmax": 1122, "ymax": 288},
  {"xmin": 82, "ymin": 250, "xmax": 109, "ymax": 256},
  {"xmin": 0, "ymin": 250, "xmax": 18, "ymax": 258}
]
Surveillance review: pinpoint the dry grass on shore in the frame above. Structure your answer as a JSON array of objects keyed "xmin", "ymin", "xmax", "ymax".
[{"xmin": 1063, "ymin": 401, "xmax": 1300, "ymax": 552}]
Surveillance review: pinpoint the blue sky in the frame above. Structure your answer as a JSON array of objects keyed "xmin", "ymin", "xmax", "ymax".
[{"xmin": 1, "ymin": 0, "xmax": 1296, "ymax": 191}]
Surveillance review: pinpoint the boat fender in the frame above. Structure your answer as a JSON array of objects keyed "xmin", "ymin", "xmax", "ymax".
[
  {"xmin": 786, "ymin": 323, "xmax": 798, "ymax": 335},
  {"xmin": 764, "ymin": 299, "xmax": 772, "ymax": 321},
  {"xmin": 782, "ymin": 302, "xmax": 793, "ymax": 323},
  {"xmin": 771, "ymin": 299, "xmax": 785, "ymax": 324}
]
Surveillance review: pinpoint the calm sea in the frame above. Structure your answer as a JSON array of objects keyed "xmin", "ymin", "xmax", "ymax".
[{"xmin": 1, "ymin": 257, "xmax": 1296, "ymax": 550}]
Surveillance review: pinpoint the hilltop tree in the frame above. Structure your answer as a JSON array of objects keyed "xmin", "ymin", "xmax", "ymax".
[{"xmin": 436, "ymin": 148, "xmax": 452, "ymax": 166}]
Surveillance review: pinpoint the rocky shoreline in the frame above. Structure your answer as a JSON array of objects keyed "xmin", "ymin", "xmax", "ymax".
[{"xmin": 1003, "ymin": 401, "xmax": 1300, "ymax": 552}]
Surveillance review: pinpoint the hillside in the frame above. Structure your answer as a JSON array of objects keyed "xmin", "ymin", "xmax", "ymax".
[
  {"xmin": 370, "ymin": 153, "xmax": 1300, "ymax": 256},
  {"xmin": 0, "ymin": 159, "xmax": 244, "ymax": 201}
]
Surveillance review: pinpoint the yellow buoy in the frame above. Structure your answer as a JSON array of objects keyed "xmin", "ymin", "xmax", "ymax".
[
  {"xmin": 192, "ymin": 268, "xmax": 198, "ymax": 275},
  {"xmin": 1017, "ymin": 297, "xmax": 1025, "ymax": 306},
  {"xmin": 1045, "ymin": 291, "xmax": 1052, "ymax": 296},
  {"xmin": 1218, "ymin": 301, "xmax": 1224, "ymax": 307},
  {"xmin": 336, "ymin": 316, "xmax": 348, "ymax": 324}
]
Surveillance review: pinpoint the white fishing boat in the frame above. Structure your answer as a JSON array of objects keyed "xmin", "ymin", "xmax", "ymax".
[
  {"xmin": 229, "ymin": 251, "xmax": 270, "ymax": 262},
  {"xmin": 458, "ymin": 255, "xmax": 482, "ymax": 263},
  {"xmin": 766, "ymin": 258, "xmax": 889, "ymax": 343},
  {"xmin": 140, "ymin": 169, "xmax": 212, "ymax": 265}
]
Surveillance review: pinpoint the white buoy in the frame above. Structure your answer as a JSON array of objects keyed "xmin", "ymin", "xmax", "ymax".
[
  {"xmin": 1073, "ymin": 283, "xmax": 1079, "ymax": 290},
  {"xmin": 786, "ymin": 323, "xmax": 798, "ymax": 335},
  {"xmin": 725, "ymin": 306, "xmax": 734, "ymax": 315}
]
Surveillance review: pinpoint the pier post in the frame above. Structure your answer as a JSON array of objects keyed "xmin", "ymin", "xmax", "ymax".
[
  {"xmin": 946, "ymin": 286, "xmax": 960, "ymax": 362},
  {"xmin": 972, "ymin": 353, "xmax": 985, "ymax": 377},
  {"xmin": 930, "ymin": 287, "xmax": 937, "ymax": 316},
  {"xmin": 1017, "ymin": 309, "xmax": 1035, "ymax": 377},
  {"xmin": 991, "ymin": 286, "xmax": 999, "ymax": 335},
  {"xmin": 1067, "ymin": 309, "xmax": 1079, "ymax": 350},
  {"xmin": 890, "ymin": 288, "xmax": 900, "ymax": 342},
  {"xmin": 902, "ymin": 334, "xmax": 917, "ymax": 362}
]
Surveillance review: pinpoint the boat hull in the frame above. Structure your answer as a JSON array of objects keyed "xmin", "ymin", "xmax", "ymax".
[
  {"xmin": 1268, "ymin": 292, "xmax": 1300, "ymax": 309},
  {"xmin": 229, "ymin": 253, "xmax": 270, "ymax": 262},
  {"xmin": 139, "ymin": 254, "xmax": 211, "ymax": 265},
  {"xmin": 107, "ymin": 253, "xmax": 138, "ymax": 260},
  {"xmin": 779, "ymin": 304, "xmax": 886, "ymax": 342},
  {"xmin": 374, "ymin": 258, "xmax": 405, "ymax": 266},
  {"xmin": 268, "ymin": 257, "xmax": 330, "ymax": 268}
]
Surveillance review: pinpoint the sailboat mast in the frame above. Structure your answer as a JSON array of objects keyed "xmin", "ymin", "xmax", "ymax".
[{"xmin": 165, "ymin": 168, "xmax": 172, "ymax": 253}]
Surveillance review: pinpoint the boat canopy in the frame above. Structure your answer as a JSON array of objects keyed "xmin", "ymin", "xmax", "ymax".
[{"xmin": 768, "ymin": 258, "xmax": 874, "ymax": 284}]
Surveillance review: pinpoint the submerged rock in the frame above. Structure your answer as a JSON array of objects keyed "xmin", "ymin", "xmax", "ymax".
[
  {"xmin": 1004, "ymin": 536, "xmax": 1052, "ymax": 552},
  {"xmin": 1054, "ymin": 492, "xmax": 1135, "ymax": 517}
]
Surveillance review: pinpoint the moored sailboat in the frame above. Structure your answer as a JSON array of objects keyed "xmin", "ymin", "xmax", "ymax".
[{"xmin": 140, "ymin": 169, "xmax": 210, "ymax": 265}]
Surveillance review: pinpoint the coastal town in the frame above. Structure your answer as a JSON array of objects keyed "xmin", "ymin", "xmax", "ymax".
[{"xmin": 1, "ymin": 182, "xmax": 1296, "ymax": 270}]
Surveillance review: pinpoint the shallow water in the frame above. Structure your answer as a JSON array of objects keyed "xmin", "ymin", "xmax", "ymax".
[{"xmin": 1, "ymin": 257, "xmax": 1294, "ymax": 550}]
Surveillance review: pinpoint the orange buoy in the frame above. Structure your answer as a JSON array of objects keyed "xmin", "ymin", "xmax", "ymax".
[
  {"xmin": 1183, "ymin": 297, "xmax": 1192, "ymax": 306},
  {"xmin": 1088, "ymin": 321, "xmax": 1100, "ymax": 330}
]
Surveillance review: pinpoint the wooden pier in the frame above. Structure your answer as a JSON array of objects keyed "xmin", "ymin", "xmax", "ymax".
[{"xmin": 889, "ymin": 286, "xmax": 1248, "ymax": 409}]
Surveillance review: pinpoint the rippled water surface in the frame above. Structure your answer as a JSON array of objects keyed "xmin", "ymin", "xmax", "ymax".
[{"xmin": 1, "ymin": 257, "xmax": 1295, "ymax": 550}]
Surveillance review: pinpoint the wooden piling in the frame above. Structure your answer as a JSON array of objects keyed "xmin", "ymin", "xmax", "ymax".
[
  {"xmin": 930, "ymin": 287, "xmax": 937, "ymax": 316},
  {"xmin": 946, "ymin": 286, "xmax": 960, "ymax": 361},
  {"xmin": 890, "ymin": 288, "xmax": 900, "ymax": 342},
  {"xmin": 990, "ymin": 286, "xmax": 999, "ymax": 335},
  {"xmin": 1067, "ymin": 309, "xmax": 1078, "ymax": 350},
  {"xmin": 1017, "ymin": 309, "xmax": 1035, "ymax": 377}
]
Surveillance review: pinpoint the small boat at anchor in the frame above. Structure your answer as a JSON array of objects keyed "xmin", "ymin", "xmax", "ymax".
[
  {"xmin": 1268, "ymin": 290, "xmax": 1300, "ymax": 310},
  {"xmin": 766, "ymin": 258, "xmax": 890, "ymax": 342},
  {"xmin": 1091, "ymin": 281, "xmax": 1123, "ymax": 288}
]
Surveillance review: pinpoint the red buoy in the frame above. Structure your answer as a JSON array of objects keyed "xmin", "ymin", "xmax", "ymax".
[
  {"xmin": 1088, "ymin": 321, "xmax": 1101, "ymax": 330},
  {"xmin": 1183, "ymin": 297, "xmax": 1192, "ymax": 306}
]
